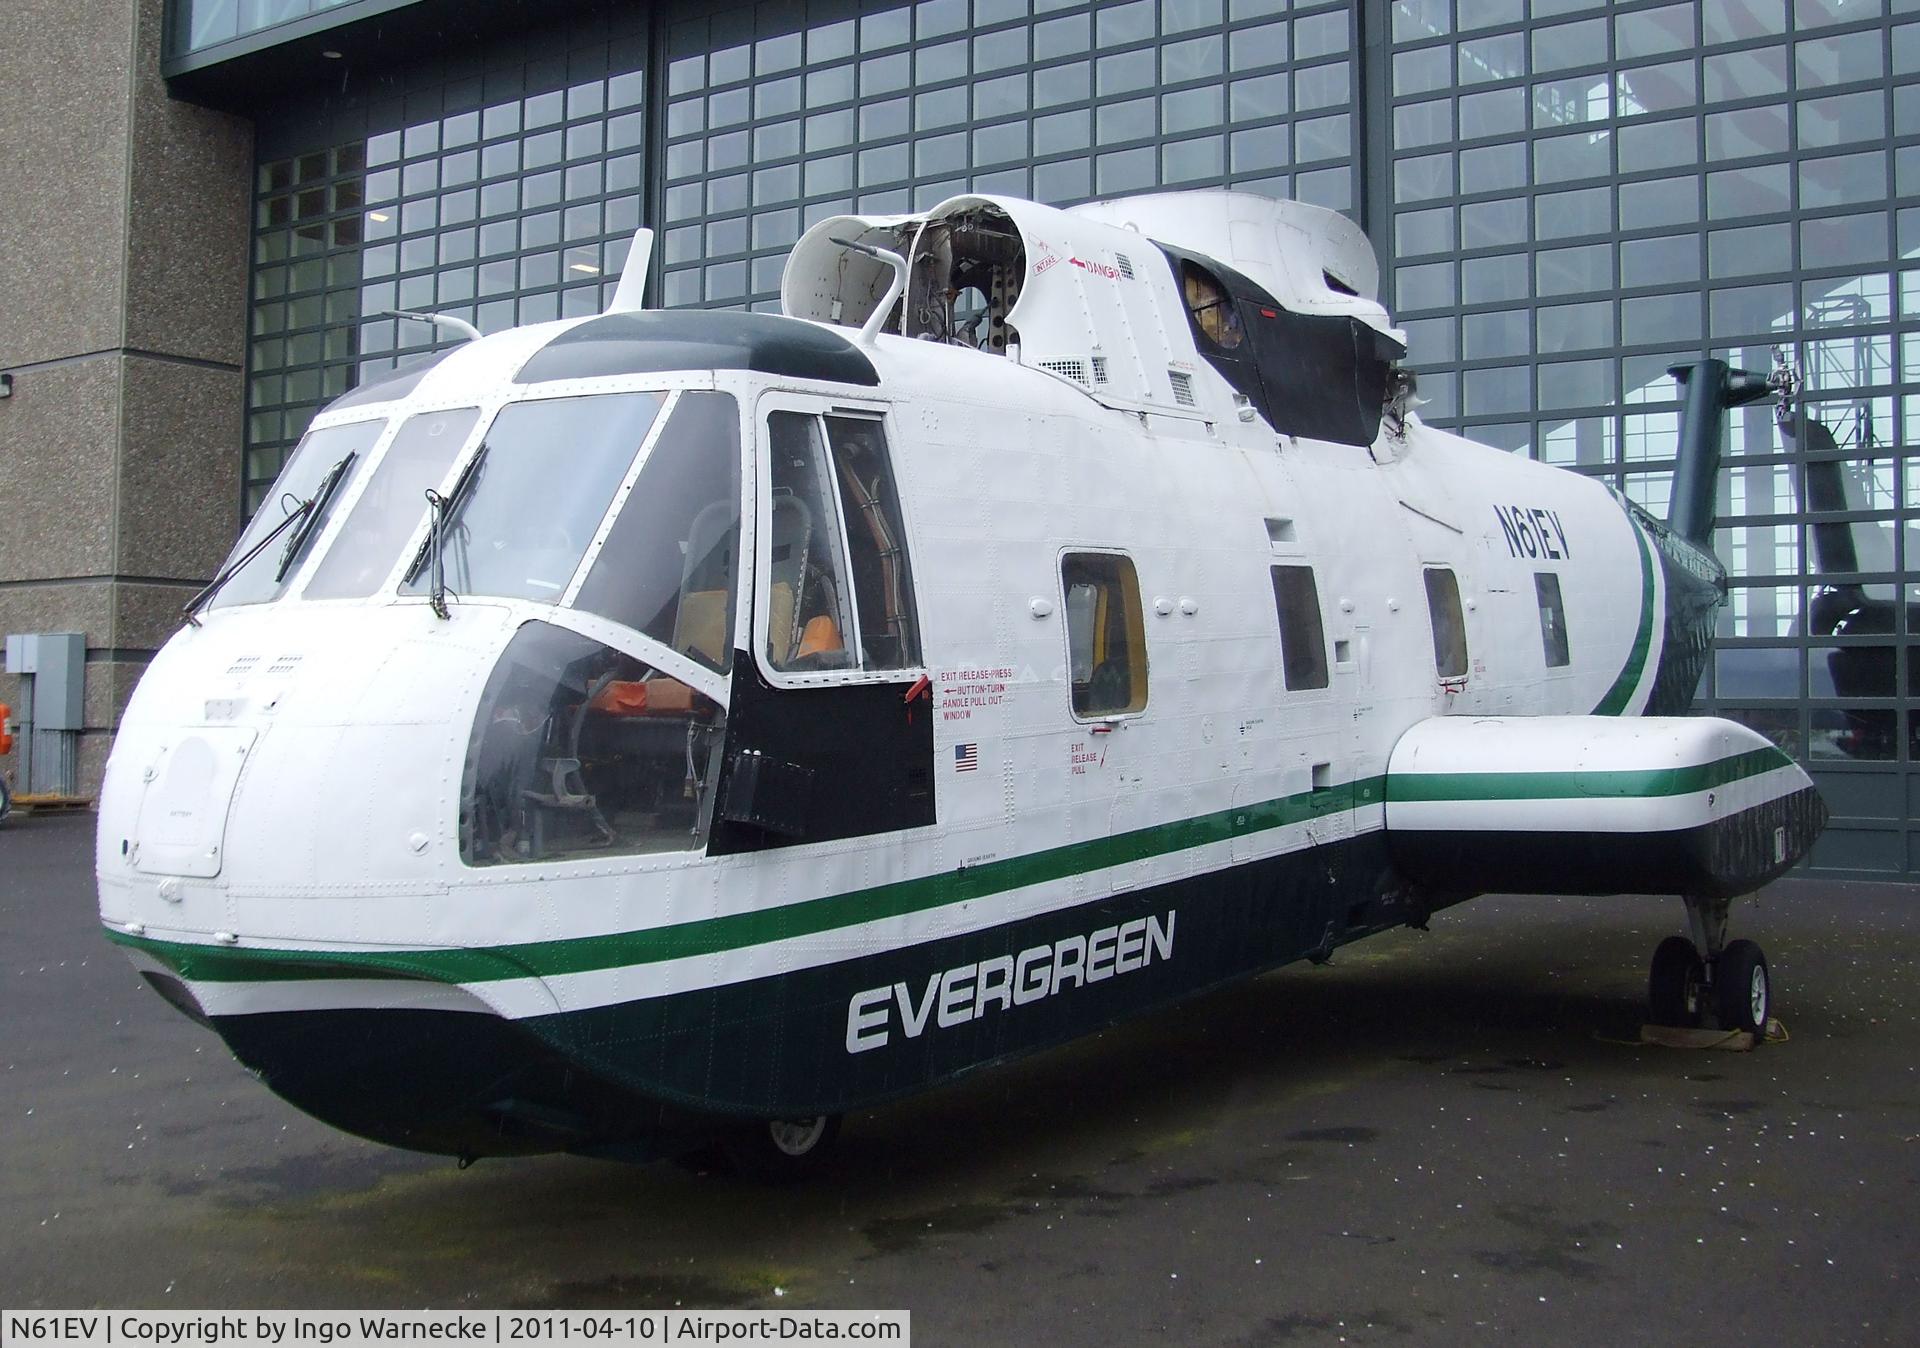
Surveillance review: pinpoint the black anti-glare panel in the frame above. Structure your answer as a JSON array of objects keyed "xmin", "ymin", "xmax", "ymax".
[{"xmin": 515, "ymin": 310, "xmax": 880, "ymax": 386}]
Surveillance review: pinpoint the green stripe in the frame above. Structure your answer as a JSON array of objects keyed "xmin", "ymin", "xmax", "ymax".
[
  {"xmin": 106, "ymin": 775, "xmax": 1390, "ymax": 986},
  {"xmin": 1386, "ymin": 745, "xmax": 1792, "ymax": 803},
  {"xmin": 1593, "ymin": 507, "xmax": 1658, "ymax": 716}
]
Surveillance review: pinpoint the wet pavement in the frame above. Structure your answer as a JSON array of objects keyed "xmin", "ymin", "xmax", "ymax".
[{"xmin": 3, "ymin": 812, "xmax": 1915, "ymax": 1344}]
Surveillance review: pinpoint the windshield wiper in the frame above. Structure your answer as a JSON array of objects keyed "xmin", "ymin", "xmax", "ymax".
[
  {"xmin": 180, "ymin": 493, "xmax": 317, "ymax": 627},
  {"xmin": 273, "ymin": 452, "xmax": 358, "ymax": 583},
  {"xmin": 405, "ymin": 441, "xmax": 488, "ymax": 587}
]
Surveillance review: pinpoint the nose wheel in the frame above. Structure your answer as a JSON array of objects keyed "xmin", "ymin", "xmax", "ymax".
[
  {"xmin": 719, "ymin": 1113, "xmax": 842, "ymax": 1183},
  {"xmin": 1646, "ymin": 895, "xmax": 1773, "ymax": 1037}
]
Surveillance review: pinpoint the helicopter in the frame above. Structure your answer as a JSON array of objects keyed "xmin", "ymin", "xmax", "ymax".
[{"xmin": 96, "ymin": 188, "xmax": 1824, "ymax": 1174}]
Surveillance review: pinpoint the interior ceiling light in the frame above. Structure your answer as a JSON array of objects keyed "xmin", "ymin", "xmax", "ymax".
[
  {"xmin": 321, "ymin": 50, "xmax": 343, "ymax": 59},
  {"xmin": 569, "ymin": 263, "xmax": 602, "ymax": 274}
]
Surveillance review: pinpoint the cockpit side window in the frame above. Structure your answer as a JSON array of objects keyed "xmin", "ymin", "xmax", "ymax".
[
  {"xmin": 304, "ymin": 406, "xmax": 479, "ymax": 600},
  {"xmin": 761, "ymin": 409, "xmax": 922, "ymax": 674},
  {"xmin": 1182, "ymin": 261, "xmax": 1245, "ymax": 351},
  {"xmin": 573, "ymin": 391, "xmax": 742, "ymax": 675},
  {"xmin": 765, "ymin": 412, "xmax": 859, "ymax": 672},
  {"xmin": 824, "ymin": 416, "xmax": 921, "ymax": 669},
  {"xmin": 461, "ymin": 620, "xmax": 726, "ymax": 865}
]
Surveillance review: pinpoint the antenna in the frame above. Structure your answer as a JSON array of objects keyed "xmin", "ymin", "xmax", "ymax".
[
  {"xmin": 606, "ymin": 227, "xmax": 655, "ymax": 314},
  {"xmin": 381, "ymin": 309, "xmax": 481, "ymax": 343},
  {"xmin": 829, "ymin": 235, "xmax": 909, "ymax": 347}
]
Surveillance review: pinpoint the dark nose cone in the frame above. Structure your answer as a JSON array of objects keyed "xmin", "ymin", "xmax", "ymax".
[{"xmin": 206, "ymin": 1004, "xmax": 678, "ymax": 1159}]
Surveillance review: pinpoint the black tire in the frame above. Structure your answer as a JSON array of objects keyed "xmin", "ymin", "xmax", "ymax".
[
  {"xmin": 719, "ymin": 1114, "xmax": 841, "ymax": 1184},
  {"xmin": 1714, "ymin": 939, "xmax": 1771, "ymax": 1038},
  {"xmin": 1649, "ymin": 935, "xmax": 1705, "ymax": 1027}
]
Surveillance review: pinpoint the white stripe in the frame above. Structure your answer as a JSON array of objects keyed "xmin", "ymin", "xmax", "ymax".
[
  {"xmin": 193, "ymin": 978, "xmax": 499, "ymax": 1017},
  {"xmin": 1385, "ymin": 764, "xmax": 1809, "ymax": 835},
  {"xmin": 122, "ymin": 949, "xmax": 501, "ymax": 1017},
  {"xmin": 139, "ymin": 808, "xmax": 1388, "ymax": 1021}
]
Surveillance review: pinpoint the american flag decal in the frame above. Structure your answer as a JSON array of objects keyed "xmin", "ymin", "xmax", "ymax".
[{"xmin": 954, "ymin": 743, "xmax": 979, "ymax": 772}]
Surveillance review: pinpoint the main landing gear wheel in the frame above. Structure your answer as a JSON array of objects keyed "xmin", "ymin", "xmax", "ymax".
[
  {"xmin": 720, "ymin": 1114, "xmax": 842, "ymax": 1183},
  {"xmin": 1714, "ymin": 939, "xmax": 1771, "ymax": 1037},
  {"xmin": 1650, "ymin": 895, "xmax": 1775, "ymax": 1040},
  {"xmin": 1649, "ymin": 935, "xmax": 1706, "ymax": 1027}
]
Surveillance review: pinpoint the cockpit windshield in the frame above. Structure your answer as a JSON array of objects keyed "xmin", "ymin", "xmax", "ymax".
[
  {"xmin": 304, "ymin": 406, "xmax": 479, "ymax": 600},
  {"xmin": 208, "ymin": 419, "xmax": 384, "ymax": 609},
  {"xmin": 403, "ymin": 391, "xmax": 666, "ymax": 605}
]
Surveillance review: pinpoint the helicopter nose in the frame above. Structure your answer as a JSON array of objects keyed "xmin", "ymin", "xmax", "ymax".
[{"xmin": 97, "ymin": 603, "xmax": 515, "ymax": 935}]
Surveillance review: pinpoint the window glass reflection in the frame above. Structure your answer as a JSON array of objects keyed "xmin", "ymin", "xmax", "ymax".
[{"xmin": 404, "ymin": 392, "xmax": 665, "ymax": 606}]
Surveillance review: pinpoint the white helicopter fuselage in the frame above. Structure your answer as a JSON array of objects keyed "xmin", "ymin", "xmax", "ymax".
[{"xmin": 95, "ymin": 191, "xmax": 1821, "ymax": 1161}]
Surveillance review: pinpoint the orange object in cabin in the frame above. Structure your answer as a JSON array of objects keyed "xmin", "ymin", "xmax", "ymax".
[
  {"xmin": 588, "ymin": 678, "xmax": 697, "ymax": 717},
  {"xmin": 796, "ymin": 615, "xmax": 843, "ymax": 659}
]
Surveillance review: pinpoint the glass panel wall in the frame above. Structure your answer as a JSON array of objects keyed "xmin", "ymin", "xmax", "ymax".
[
  {"xmin": 244, "ymin": 16, "xmax": 648, "ymax": 509},
  {"xmin": 1387, "ymin": 0, "xmax": 1919, "ymax": 876},
  {"xmin": 169, "ymin": 0, "xmax": 368, "ymax": 59},
  {"xmin": 656, "ymin": 0, "xmax": 1357, "ymax": 313}
]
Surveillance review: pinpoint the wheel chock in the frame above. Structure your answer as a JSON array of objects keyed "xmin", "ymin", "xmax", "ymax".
[{"xmin": 1637, "ymin": 1017, "xmax": 1788, "ymax": 1051}]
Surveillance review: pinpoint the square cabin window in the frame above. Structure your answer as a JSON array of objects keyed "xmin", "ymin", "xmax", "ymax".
[
  {"xmin": 1535, "ymin": 572, "xmax": 1571, "ymax": 668},
  {"xmin": 1062, "ymin": 552, "xmax": 1148, "ymax": 717},
  {"xmin": 1270, "ymin": 564, "xmax": 1330, "ymax": 691},
  {"xmin": 1424, "ymin": 566, "xmax": 1469, "ymax": 678}
]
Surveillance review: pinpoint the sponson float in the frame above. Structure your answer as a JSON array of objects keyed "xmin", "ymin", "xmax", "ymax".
[{"xmin": 96, "ymin": 189, "xmax": 1824, "ymax": 1172}]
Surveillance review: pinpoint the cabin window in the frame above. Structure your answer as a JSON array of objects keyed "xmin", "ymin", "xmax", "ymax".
[
  {"xmin": 1061, "ymin": 552, "xmax": 1149, "ymax": 717},
  {"xmin": 573, "ymin": 392, "xmax": 741, "ymax": 675},
  {"xmin": 1424, "ymin": 567, "xmax": 1469, "ymax": 678},
  {"xmin": 1181, "ymin": 260, "xmax": 1245, "ymax": 350},
  {"xmin": 460, "ymin": 621, "xmax": 726, "ymax": 866},
  {"xmin": 401, "ymin": 391, "xmax": 667, "ymax": 605},
  {"xmin": 1535, "ymin": 572, "xmax": 1571, "ymax": 668},
  {"xmin": 763, "ymin": 410, "xmax": 921, "ymax": 673},
  {"xmin": 208, "ymin": 418, "xmax": 384, "ymax": 608},
  {"xmin": 1270, "ymin": 565, "xmax": 1330, "ymax": 691},
  {"xmin": 304, "ymin": 407, "xmax": 479, "ymax": 599}
]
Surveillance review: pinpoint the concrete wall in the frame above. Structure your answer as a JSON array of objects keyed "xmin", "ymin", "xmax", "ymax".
[{"xmin": 0, "ymin": 0, "xmax": 252, "ymax": 798}]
